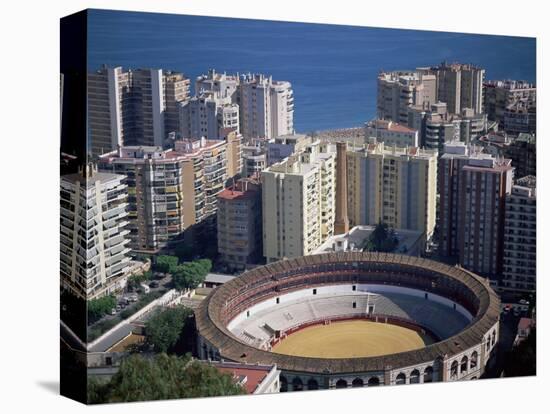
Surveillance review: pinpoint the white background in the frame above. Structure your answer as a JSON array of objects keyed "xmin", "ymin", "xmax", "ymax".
[{"xmin": 0, "ymin": 0, "xmax": 546, "ymax": 412}]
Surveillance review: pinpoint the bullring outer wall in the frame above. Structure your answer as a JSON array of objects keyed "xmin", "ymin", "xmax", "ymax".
[{"xmin": 195, "ymin": 252, "xmax": 500, "ymax": 389}]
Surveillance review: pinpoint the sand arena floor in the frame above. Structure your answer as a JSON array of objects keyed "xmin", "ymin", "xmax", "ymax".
[{"xmin": 272, "ymin": 320, "xmax": 433, "ymax": 358}]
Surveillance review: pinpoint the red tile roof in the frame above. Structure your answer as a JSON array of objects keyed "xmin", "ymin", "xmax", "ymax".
[
  {"xmin": 216, "ymin": 365, "xmax": 271, "ymax": 394},
  {"xmin": 518, "ymin": 317, "xmax": 534, "ymax": 331},
  {"xmin": 218, "ymin": 188, "xmax": 253, "ymax": 201},
  {"xmin": 388, "ymin": 123, "xmax": 416, "ymax": 133}
]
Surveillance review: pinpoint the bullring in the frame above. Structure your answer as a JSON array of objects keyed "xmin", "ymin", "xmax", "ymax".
[{"xmin": 195, "ymin": 252, "xmax": 500, "ymax": 390}]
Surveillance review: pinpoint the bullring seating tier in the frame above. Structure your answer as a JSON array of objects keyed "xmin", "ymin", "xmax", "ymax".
[{"xmin": 229, "ymin": 291, "xmax": 470, "ymax": 346}]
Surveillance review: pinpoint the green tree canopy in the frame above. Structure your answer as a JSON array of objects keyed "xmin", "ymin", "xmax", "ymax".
[
  {"xmin": 145, "ymin": 306, "xmax": 192, "ymax": 353},
  {"xmin": 87, "ymin": 354, "xmax": 245, "ymax": 403},
  {"xmin": 172, "ymin": 259, "xmax": 212, "ymax": 291},
  {"xmin": 127, "ymin": 270, "xmax": 152, "ymax": 291},
  {"xmin": 365, "ymin": 222, "xmax": 398, "ymax": 253},
  {"xmin": 87, "ymin": 295, "xmax": 117, "ymax": 324},
  {"xmin": 154, "ymin": 255, "xmax": 179, "ymax": 274}
]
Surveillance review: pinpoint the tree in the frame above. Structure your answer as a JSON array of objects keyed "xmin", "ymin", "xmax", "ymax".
[
  {"xmin": 181, "ymin": 360, "xmax": 246, "ymax": 398},
  {"xmin": 172, "ymin": 259, "xmax": 212, "ymax": 291},
  {"xmin": 127, "ymin": 270, "xmax": 152, "ymax": 291},
  {"xmin": 145, "ymin": 306, "xmax": 192, "ymax": 353},
  {"xmin": 87, "ymin": 295, "xmax": 117, "ymax": 324},
  {"xmin": 365, "ymin": 222, "xmax": 398, "ymax": 253},
  {"xmin": 154, "ymin": 255, "xmax": 179, "ymax": 274},
  {"xmin": 87, "ymin": 354, "xmax": 245, "ymax": 403}
]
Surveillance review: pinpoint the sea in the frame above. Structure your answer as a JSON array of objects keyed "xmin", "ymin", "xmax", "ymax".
[{"xmin": 88, "ymin": 9, "xmax": 536, "ymax": 133}]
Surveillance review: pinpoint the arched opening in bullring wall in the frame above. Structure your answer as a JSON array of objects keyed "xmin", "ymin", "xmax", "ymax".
[
  {"xmin": 451, "ymin": 360, "xmax": 459, "ymax": 379},
  {"xmin": 460, "ymin": 356, "xmax": 469, "ymax": 373},
  {"xmin": 396, "ymin": 373, "xmax": 406, "ymax": 385},
  {"xmin": 410, "ymin": 369, "xmax": 420, "ymax": 384},
  {"xmin": 292, "ymin": 377, "xmax": 304, "ymax": 391},
  {"xmin": 470, "ymin": 351, "xmax": 478, "ymax": 369},
  {"xmin": 335, "ymin": 379, "xmax": 348, "ymax": 388},
  {"xmin": 307, "ymin": 378, "xmax": 319, "ymax": 390},
  {"xmin": 368, "ymin": 377, "xmax": 380, "ymax": 386},
  {"xmin": 352, "ymin": 378, "xmax": 364, "ymax": 387}
]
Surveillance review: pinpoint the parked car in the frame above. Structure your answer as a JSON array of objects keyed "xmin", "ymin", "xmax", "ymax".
[
  {"xmin": 150, "ymin": 281, "xmax": 160, "ymax": 288},
  {"xmin": 130, "ymin": 295, "xmax": 138, "ymax": 302},
  {"xmin": 115, "ymin": 305, "xmax": 121, "ymax": 311},
  {"xmin": 110, "ymin": 308, "xmax": 116, "ymax": 315}
]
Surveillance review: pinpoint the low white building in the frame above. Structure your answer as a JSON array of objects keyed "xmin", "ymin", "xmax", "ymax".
[
  {"xmin": 266, "ymin": 133, "xmax": 312, "ymax": 166},
  {"xmin": 312, "ymin": 225, "xmax": 425, "ymax": 256},
  {"xmin": 365, "ymin": 119, "xmax": 419, "ymax": 147}
]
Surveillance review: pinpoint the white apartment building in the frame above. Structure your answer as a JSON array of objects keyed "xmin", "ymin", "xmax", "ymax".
[
  {"xmin": 364, "ymin": 119, "xmax": 419, "ymax": 147},
  {"xmin": 239, "ymin": 73, "xmax": 294, "ymax": 139},
  {"xmin": 242, "ymin": 140, "xmax": 267, "ymax": 178},
  {"xmin": 347, "ymin": 143, "xmax": 438, "ymax": 238},
  {"xmin": 60, "ymin": 165, "xmax": 132, "ymax": 299},
  {"xmin": 179, "ymin": 91, "xmax": 239, "ymax": 139},
  {"xmin": 195, "ymin": 69, "xmax": 240, "ymax": 101},
  {"xmin": 262, "ymin": 141, "xmax": 335, "ymax": 262},
  {"xmin": 409, "ymin": 102, "xmax": 487, "ymax": 151},
  {"xmin": 266, "ymin": 133, "xmax": 312, "ymax": 166}
]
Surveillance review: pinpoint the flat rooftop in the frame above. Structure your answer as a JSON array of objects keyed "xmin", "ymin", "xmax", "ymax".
[
  {"xmin": 205, "ymin": 273, "xmax": 236, "ymax": 285},
  {"xmin": 61, "ymin": 171, "xmax": 123, "ymax": 186},
  {"xmin": 313, "ymin": 225, "xmax": 424, "ymax": 256}
]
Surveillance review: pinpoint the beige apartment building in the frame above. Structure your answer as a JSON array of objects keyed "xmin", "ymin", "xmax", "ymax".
[
  {"xmin": 262, "ymin": 141, "xmax": 335, "ymax": 263},
  {"xmin": 347, "ymin": 142, "xmax": 437, "ymax": 238},
  {"xmin": 174, "ymin": 138, "xmax": 229, "ymax": 221},
  {"xmin": 98, "ymin": 137, "xmax": 232, "ymax": 252},
  {"xmin": 377, "ymin": 70, "xmax": 437, "ymax": 124},
  {"xmin": 433, "ymin": 62, "xmax": 485, "ymax": 114},
  {"xmin": 88, "ymin": 66, "xmax": 190, "ymax": 157},
  {"xmin": 222, "ymin": 129, "xmax": 243, "ymax": 180},
  {"xmin": 483, "ymin": 80, "xmax": 536, "ymax": 124}
]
